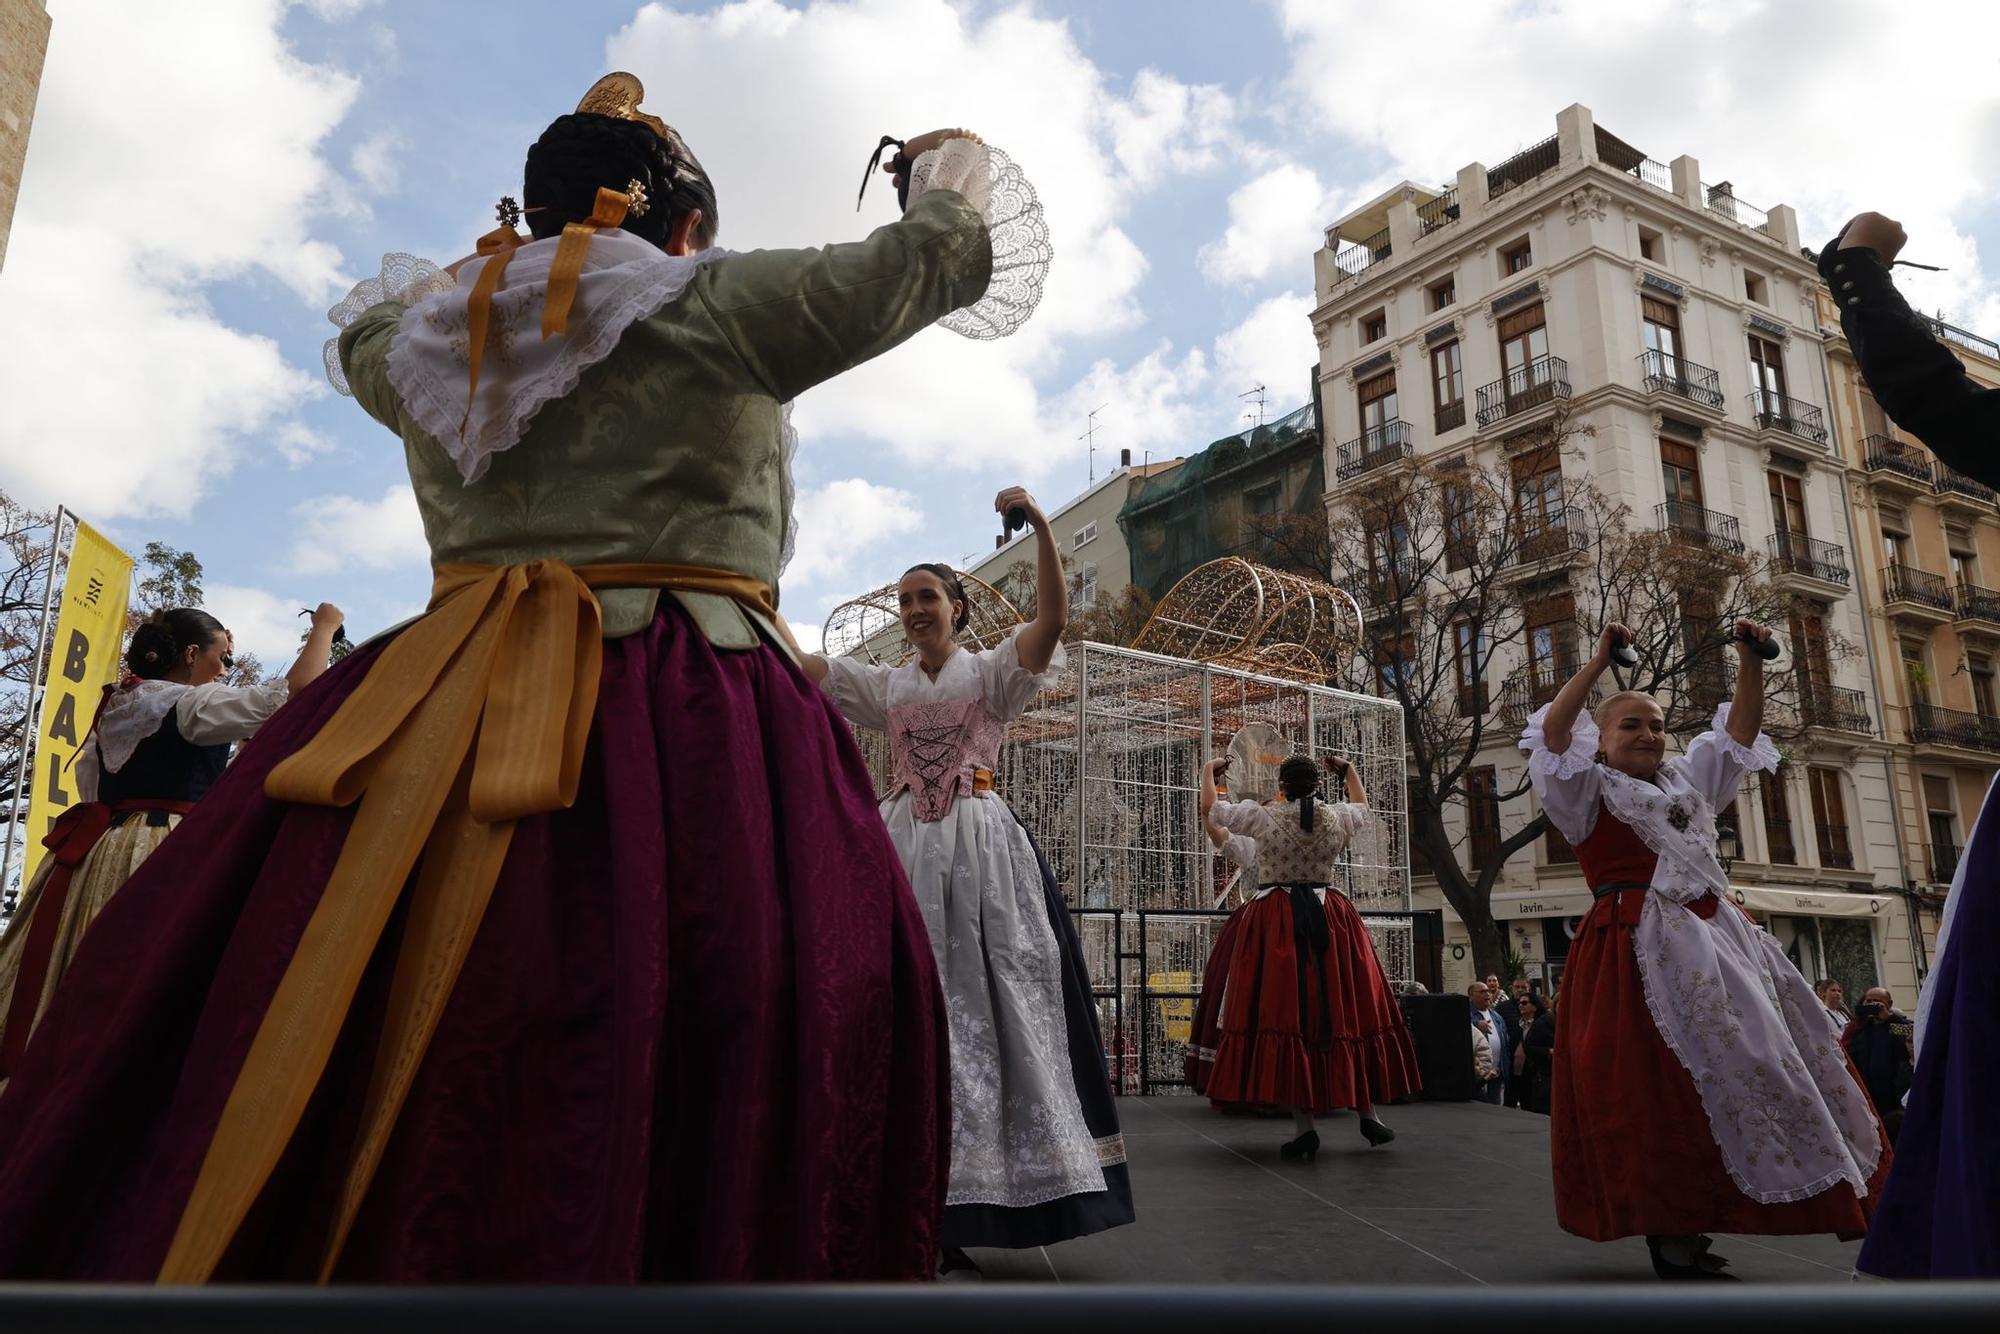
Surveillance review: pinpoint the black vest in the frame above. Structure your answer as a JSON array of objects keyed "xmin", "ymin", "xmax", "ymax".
[{"xmin": 96, "ymin": 703, "xmax": 231, "ymax": 805}]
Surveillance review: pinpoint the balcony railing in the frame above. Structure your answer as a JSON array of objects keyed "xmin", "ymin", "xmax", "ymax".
[
  {"xmin": 1768, "ymin": 531, "xmax": 1850, "ymax": 587},
  {"xmin": 1956, "ymin": 582, "xmax": 2000, "ymax": 624},
  {"xmin": 1766, "ymin": 815, "xmax": 1798, "ymax": 866},
  {"xmin": 1354, "ymin": 556, "xmax": 1421, "ymax": 608},
  {"xmin": 1488, "ymin": 135, "xmax": 1560, "ymax": 199},
  {"xmin": 1335, "ymin": 420, "xmax": 1413, "ymax": 480},
  {"xmin": 1935, "ymin": 463, "xmax": 2000, "ymax": 506},
  {"xmin": 1657, "ymin": 500, "xmax": 1745, "ymax": 555},
  {"xmin": 1417, "ymin": 188, "xmax": 1460, "ymax": 238},
  {"xmin": 1704, "ymin": 182, "xmax": 1770, "ymax": 233},
  {"xmin": 1910, "ymin": 702, "xmax": 2000, "ymax": 752},
  {"xmin": 1928, "ymin": 841, "xmax": 1961, "ymax": 885},
  {"xmin": 1498, "ymin": 663, "xmax": 1595, "ymax": 725},
  {"xmin": 1918, "ymin": 315, "xmax": 2000, "ymax": 363},
  {"xmin": 1333, "ymin": 227, "xmax": 1392, "ymax": 280},
  {"xmin": 1475, "ymin": 355, "xmax": 1571, "ymax": 427},
  {"xmin": 1863, "ymin": 434, "xmax": 1933, "ymax": 485},
  {"xmin": 1434, "ymin": 400, "xmax": 1466, "ymax": 434},
  {"xmin": 1815, "ymin": 823, "xmax": 1855, "ymax": 870},
  {"xmin": 1636, "ymin": 157, "xmax": 1673, "ymax": 191},
  {"xmin": 1886, "ymin": 563, "xmax": 1955, "ymax": 611},
  {"xmin": 1747, "ymin": 390, "xmax": 1829, "ymax": 446},
  {"xmin": 1514, "ymin": 506, "xmax": 1587, "ymax": 566},
  {"xmin": 1798, "ymin": 676, "xmax": 1871, "ymax": 734},
  {"xmin": 1638, "ymin": 351, "xmax": 1724, "ymax": 409}
]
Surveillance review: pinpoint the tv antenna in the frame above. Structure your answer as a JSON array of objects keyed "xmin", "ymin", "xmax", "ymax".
[
  {"xmin": 1081, "ymin": 404, "xmax": 1108, "ymax": 484},
  {"xmin": 1238, "ymin": 384, "xmax": 1267, "ymax": 428}
]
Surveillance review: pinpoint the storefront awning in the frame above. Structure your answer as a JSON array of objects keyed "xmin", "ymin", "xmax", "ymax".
[
  {"xmin": 1726, "ymin": 884, "xmax": 1894, "ymax": 920},
  {"xmin": 1491, "ymin": 887, "xmax": 1597, "ymax": 919}
]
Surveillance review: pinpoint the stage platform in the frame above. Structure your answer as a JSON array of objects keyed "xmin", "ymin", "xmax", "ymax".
[{"xmin": 971, "ymin": 1095, "xmax": 1864, "ymax": 1284}]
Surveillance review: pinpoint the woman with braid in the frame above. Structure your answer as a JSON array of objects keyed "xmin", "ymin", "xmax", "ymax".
[{"xmin": 0, "ymin": 73, "xmax": 1049, "ymax": 1281}]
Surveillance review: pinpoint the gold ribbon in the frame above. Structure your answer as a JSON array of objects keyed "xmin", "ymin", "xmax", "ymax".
[
  {"xmin": 458, "ymin": 223, "xmax": 527, "ymax": 439},
  {"xmin": 159, "ymin": 560, "xmax": 797, "ymax": 1283},
  {"xmin": 541, "ymin": 186, "xmax": 630, "ymax": 340}
]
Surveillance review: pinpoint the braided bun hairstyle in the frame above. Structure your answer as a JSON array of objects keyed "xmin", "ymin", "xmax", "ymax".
[
  {"xmin": 524, "ymin": 112, "xmax": 718, "ymax": 250},
  {"xmin": 1278, "ymin": 755, "xmax": 1321, "ymax": 832},
  {"xmin": 903, "ymin": 563, "xmax": 972, "ymax": 633},
  {"xmin": 126, "ymin": 608, "xmax": 226, "ymax": 680}
]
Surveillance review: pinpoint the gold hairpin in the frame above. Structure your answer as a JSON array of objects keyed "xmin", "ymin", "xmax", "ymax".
[
  {"xmin": 496, "ymin": 195, "xmax": 523, "ymax": 228},
  {"xmin": 623, "ymin": 178, "xmax": 649, "ymax": 217}
]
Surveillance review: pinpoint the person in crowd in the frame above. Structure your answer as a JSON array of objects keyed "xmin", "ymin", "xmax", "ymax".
[
  {"xmin": 1841, "ymin": 987, "xmax": 1915, "ymax": 1146},
  {"xmin": 1495, "ymin": 976, "xmax": 1528, "ymax": 1107},
  {"xmin": 1822, "ymin": 212, "xmax": 1999, "ymax": 1279},
  {"xmin": 1471, "ymin": 1013, "xmax": 1499, "ymax": 1097},
  {"xmin": 0, "ymin": 605, "xmax": 338, "ymax": 1084},
  {"xmin": 0, "ymin": 74, "xmax": 1050, "ymax": 1281},
  {"xmin": 810, "ymin": 489, "xmax": 1132, "ymax": 1278},
  {"xmin": 1816, "ymin": 978, "xmax": 1851, "ymax": 1033},
  {"xmin": 1517, "ymin": 991, "xmax": 1555, "ymax": 1115},
  {"xmin": 1468, "ymin": 981, "xmax": 1509, "ymax": 1106},
  {"xmin": 1522, "ymin": 618, "xmax": 1887, "ymax": 1280}
]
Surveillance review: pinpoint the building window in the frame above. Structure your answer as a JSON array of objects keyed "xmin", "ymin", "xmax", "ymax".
[
  {"xmin": 1362, "ymin": 309, "xmax": 1388, "ymax": 343},
  {"xmin": 1760, "ymin": 767, "xmax": 1797, "ymax": 865},
  {"xmin": 1357, "ymin": 371, "xmax": 1399, "ymax": 442},
  {"xmin": 1661, "ymin": 439, "xmax": 1705, "ymax": 518},
  {"xmin": 1408, "ymin": 781, "xmax": 1433, "ymax": 878},
  {"xmin": 1768, "ymin": 470, "xmax": 1808, "ymax": 539},
  {"xmin": 1972, "ymin": 655, "xmax": 1998, "ymax": 720},
  {"xmin": 1430, "ymin": 276, "xmax": 1456, "ymax": 310},
  {"xmin": 1072, "ymin": 519, "xmax": 1098, "ymax": 549},
  {"xmin": 1500, "ymin": 237, "xmax": 1532, "ymax": 275},
  {"xmin": 1497, "ymin": 302, "xmax": 1550, "ymax": 398},
  {"xmin": 1431, "ymin": 339, "xmax": 1464, "ymax": 433},
  {"xmin": 1453, "ymin": 620, "xmax": 1486, "ymax": 716},
  {"xmin": 1076, "ymin": 560, "xmax": 1099, "ymax": 609},
  {"xmin": 1641, "ymin": 295, "xmax": 1682, "ymax": 379},
  {"xmin": 1466, "ymin": 767, "xmax": 1501, "ymax": 869},
  {"xmin": 1924, "ymin": 775, "xmax": 1959, "ymax": 882},
  {"xmin": 1808, "ymin": 767, "xmax": 1854, "ymax": 870},
  {"xmin": 1638, "ymin": 225, "xmax": 1664, "ymax": 263},
  {"xmin": 1748, "ymin": 333, "xmax": 1788, "ymax": 412},
  {"xmin": 1902, "ymin": 640, "xmax": 1930, "ymax": 704},
  {"xmin": 1948, "ymin": 530, "xmax": 1977, "ymax": 587},
  {"xmin": 1444, "ymin": 481, "xmax": 1476, "ymax": 572},
  {"xmin": 1744, "ymin": 271, "xmax": 1769, "ymax": 307},
  {"xmin": 1241, "ymin": 483, "xmax": 1279, "ymax": 549},
  {"xmin": 1882, "ymin": 525, "xmax": 1911, "ymax": 570}
]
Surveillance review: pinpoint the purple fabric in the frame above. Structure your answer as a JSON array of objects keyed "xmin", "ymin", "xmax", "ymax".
[{"xmin": 0, "ymin": 605, "xmax": 948, "ymax": 1281}]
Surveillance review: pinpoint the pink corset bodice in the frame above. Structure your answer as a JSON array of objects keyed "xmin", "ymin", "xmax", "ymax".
[{"xmin": 886, "ymin": 697, "xmax": 1006, "ymax": 822}]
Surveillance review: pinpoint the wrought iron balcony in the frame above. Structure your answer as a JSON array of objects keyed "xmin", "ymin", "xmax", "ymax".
[
  {"xmin": 1434, "ymin": 400, "xmax": 1466, "ymax": 434},
  {"xmin": 1488, "ymin": 135, "xmax": 1559, "ymax": 199},
  {"xmin": 1767, "ymin": 531, "xmax": 1849, "ymax": 587},
  {"xmin": 1637, "ymin": 351, "xmax": 1724, "ymax": 409},
  {"xmin": 1814, "ymin": 823, "xmax": 1855, "ymax": 871},
  {"xmin": 1514, "ymin": 506, "xmax": 1587, "ymax": 566},
  {"xmin": 1497, "ymin": 663, "xmax": 1595, "ymax": 727},
  {"xmin": 1335, "ymin": 420, "xmax": 1413, "ymax": 480},
  {"xmin": 1746, "ymin": 390, "xmax": 1829, "ymax": 446},
  {"xmin": 1928, "ymin": 841, "xmax": 1961, "ymax": 886},
  {"xmin": 1798, "ymin": 675, "xmax": 1871, "ymax": 734},
  {"xmin": 1935, "ymin": 463, "xmax": 2000, "ymax": 506},
  {"xmin": 1353, "ymin": 555, "xmax": 1421, "ymax": 608},
  {"xmin": 1656, "ymin": 500, "xmax": 1745, "ymax": 555},
  {"xmin": 1918, "ymin": 314, "xmax": 2000, "ymax": 363},
  {"xmin": 1475, "ymin": 355, "xmax": 1571, "ymax": 427},
  {"xmin": 1957, "ymin": 582, "xmax": 2000, "ymax": 625},
  {"xmin": 1704, "ymin": 181, "xmax": 1770, "ymax": 233},
  {"xmin": 1417, "ymin": 188, "xmax": 1460, "ymax": 238},
  {"xmin": 1910, "ymin": 702, "xmax": 2000, "ymax": 753},
  {"xmin": 1863, "ymin": 434, "xmax": 1933, "ymax": 486},
  {"xmin": 1333, "ymin": 227, "xmax": 1392, "ymax": 281},
  {"xmin": 1886, "ymin": 563, "xmax": 1955, "ymax": 612}
]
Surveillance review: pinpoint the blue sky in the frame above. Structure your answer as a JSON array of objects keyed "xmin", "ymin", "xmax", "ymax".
[{"xmin": 4, "ymin": 0, "xmax": 1997, "ymax": 664}]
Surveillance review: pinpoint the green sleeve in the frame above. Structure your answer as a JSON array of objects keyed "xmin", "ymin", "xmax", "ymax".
[
  {"xmin": 694, "ymin": 189, "xmax": 993, "ymax": 403},
  {"xmin": 337, "ymin": 300, "xmax": 412, "ymax": 433}
]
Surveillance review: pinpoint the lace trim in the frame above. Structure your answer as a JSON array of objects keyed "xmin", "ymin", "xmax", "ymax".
[
  {"xmin": 92, "ymin": 680, "xmax": 189, "ymax": 774},
  {"xmin": 322, "ymin": 253, "xmax": 455, "ymax": 396},
  {"xmin": 1707, "ymin": 702, "xmax": 1782, "ymax": 773},
  {"xmin": 1595, "ymin": 764, "xmax": 1729, "ymax": 902},
  {"xmin": 1519, "ymin": 702, "xmax": 1600, "ymax": 779},
  {"xmin": 778, "ymin": 402, "xmax": 799, "ymax": 576},
  {"xmin": 907, "ymin": 142, "xmax": 1051, "ymax": 341}
]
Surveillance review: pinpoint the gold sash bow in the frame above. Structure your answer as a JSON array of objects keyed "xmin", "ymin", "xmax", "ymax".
[{"xmin": 160, "ymin": 560, "xmax": 796, "ymax": 1283}]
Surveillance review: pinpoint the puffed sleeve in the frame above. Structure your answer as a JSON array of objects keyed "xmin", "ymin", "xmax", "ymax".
[
  {"xmin": 1210, "ymin": 798, "xmax": 1277, "ymax": 841},
  {"xmin": 817, "ymin": 655, "xmax": 893, "ymax": 732},
  {"xmin": 1519, "ymin": 703, "xmax": 1605, "ymax": 846},
  {"xmin": 175, "ymin": 678, "xmax": 292, "ymax": 746},
  {"xmin": 1675, "ymin": 702, "xmax": 1781, "ymax": 812},
  {"xmin": 975, "ymin": 627, "xmax": 1065, "ymax": 722},
  {"xmin": 1216, "ymin": 831, "xmax": 1259, "ymax": 870},
  {"xmin": 1321, "ymin": 801, "xmax": 1373, "ymax": 848}
]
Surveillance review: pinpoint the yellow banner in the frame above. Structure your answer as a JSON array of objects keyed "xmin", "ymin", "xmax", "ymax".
[{"xmin": 23, "ymin": 521, "xmax": 133, "ymax": 881}]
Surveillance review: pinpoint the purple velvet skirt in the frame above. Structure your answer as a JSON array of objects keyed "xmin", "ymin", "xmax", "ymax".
[{"xmin": 0, "ymin": 604, "xmax": 948, "ymax": 1281}]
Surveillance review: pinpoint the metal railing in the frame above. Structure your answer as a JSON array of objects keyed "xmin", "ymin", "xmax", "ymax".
[
  {"xmin": 1928, "ymin": 841, "xmax": 1962, "ymax": 885},
  {"xmin": 1434, "ymin": 399, "xmax": 1467, "ymax": 434},
  {"xmin": 1417, "ymin": 187, "xmax": 1460, "ymax": 237},
  {"xmin": 1919, "ymin": 314, "xmax": 2000, "ymax": 362},
  {"xmin": 1747, "ymin": 389, "xmax": 1828, "ymax": 445},
  {"xmin": 1935, "ymin": 462, "xmax": 2000, "ymax": 505},
  {"xmin": 1910, "ymin": 701, "xmax": 2000, "ymax": 752},
  {"xmin": 1886, "ymin": 563, "xmax": 1955, "ymax": 611},
  {"xmin": 1766, "ymin": 815, "xmax": 1798, "ymax": 866},
  {"xmin": 1335, "ymin": 420, "xmax": 1413, "ymax": 480},
  {"xmin": 1354, "ymin": 555, "xmax": 1421, "ymax": 607},
  {"xmin": 1488, "ymin": 135, "xmax": 1560, "ymax": 198},
  {"xmin": 1768, "ymin": 531, "xmax": 1850, "ymax": 586},
  {"xmin": 1514, "ymin": 506, "xmax": 1587, "ymax": 566},
  {"xmin": 1815, "ymin": 823, "xmax": 1855, "ymax": 870},
  {"xmin": 1864, "ymin": 434, "xmax": 1933, "ymax": 485},
  {"xmin": 1656, "ymin": 500, "xmax": 1745, "ymax": 555},
  {"xmin": 1334, "ymin": 226, "xmax": 1393, "ymax": 280},
  {"xmin": 1956, "ymin": 582, "xmax": 2000, "ymax": 623},
  {"xmin": 1474, "ymin": 355, "xmax": 1571, "ymax": 427},
  {"xmin": 1637, "ymin": 350, "xmax": 1724, "ymax": 408},
  {"xmin": 1704, "ymin": 181, "xmax": 1770, "ymax": 232},
  {"xmin": 1497, "ymin": 663, "xmax": 1595, "ymax": 726},
  {"xmin": 1636, "ymin": 157, "xmax": 1673, "ymax": 190},
  {"xmin": 1798, "ymin": 675, "xmax": 1871, "ymax": 734}
]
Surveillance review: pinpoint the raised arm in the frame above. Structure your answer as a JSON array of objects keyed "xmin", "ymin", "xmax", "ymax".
[
  {"xmin": 1726, "ymin": 617, "xmax": 1770, "ymax": 749},
  {"xmin": 1542, "ymin": 623, "xmax": 1626, "ymax": 756},
  {"xmin": 1003, "ymin": 487, "xmax": 1067, "ymax": 675},
  {"xmin": 287, "ymin": 603, "xmax": 345, "ymax": 696},
  {"xmin": 1324, "ymin": 753, "xmax": 1366, "ymax": 808},
  {"xmin": 1201, "ymin": 756, "xmax": 1232, "ymax": 850}
]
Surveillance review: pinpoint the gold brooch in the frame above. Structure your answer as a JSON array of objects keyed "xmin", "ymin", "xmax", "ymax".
[
  {"xmin": 623, "ymin": 178, "xmax": 649, "ymax": 217},
  {"xmin": 495, "ymin": 195, "xmax": 523, "ymax": 228}
]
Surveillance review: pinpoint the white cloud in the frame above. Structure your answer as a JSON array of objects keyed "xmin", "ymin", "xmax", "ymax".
[
  {"xmin": 301, "ymin": 0, "xmax": 381, "ymax": 20},
  {"xmin": 274, "ymin": 422, "xmax": 336, "ymax": 467},
  {"xmin": 0, "ymin": 1, "xmax": 358, "ymax": 521},
  {"xmin": 1105, "ymin": 69, "xmax": 1239, "ymax": 187},
  {"xmin": 1213, "ymin": 290, "xmax": 1317, "ymax": 410},
  {"xmin": 205, "ymin": 582, "xmax": 311, "ymax": 670},
  {"xmin": 286, "ymin": 484, "xmax": 429, "ymax": 575},
  {"xmin": 1197, "ymin": 163, "xmax": 1330, "ymax": 288},
  {"xmin": 349, "ymin": 129, "xmax": 406, "ymax": 195},
  {"xmin": 787, "ymin": 478, "xmax": 924, "ymax": 588},
  {"xmin": 1274, "ymin": 0, "xmax": 2000, "ymax": 335}
]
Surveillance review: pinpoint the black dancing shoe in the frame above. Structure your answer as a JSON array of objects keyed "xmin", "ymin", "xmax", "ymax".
[
  {"xmin": 1359, "ymin": 1117, "xmax": 1396, "ymax": 1147},
  {"xmin": 938, "ymin": 1247, "xmax": 983, "ymax": 1282},
  {"xmin": 1279, "ymin": 1129, "xmax": 1320, "ymax": 1162},
  {"xmin": 1647, "ymin": 1236, "xmax": 1739, "ymax": 1281}
]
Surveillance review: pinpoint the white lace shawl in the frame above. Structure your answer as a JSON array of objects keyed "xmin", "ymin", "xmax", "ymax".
[
  {"xmin": 91, "ymin": 679, "xmax": 189, "ymax": 774},
  {"xmin": 906, "ymin": 138, "xmax": 1051, "ymax": 339},
  {"xmin": 1519, "ymin": 702, "xmax": 1883, "ymax": 1205}
]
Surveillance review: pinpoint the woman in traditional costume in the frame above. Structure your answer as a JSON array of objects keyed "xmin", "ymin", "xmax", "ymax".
[
  {"xmin": 806, "ymin": 489, "xmax": 1132, "ymax": 1278},
  {"xmin": 1523, "ymin": 619, "xmax": 1889, "ymax": 1280},
  {"xmin": 0, "ymin": 73, "xmax": 1049, "ymax": 1282},
  {"xmin": 1196, "ymin": 751, "xmax": 1418, "ymax": 1158},
  {"xmin": 0, "ymin": 606, "xmax": 340, "ymax": 1083}
]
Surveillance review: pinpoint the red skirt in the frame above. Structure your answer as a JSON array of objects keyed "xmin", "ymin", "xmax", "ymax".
[
  {"xmin": 1552, "ymin": 888, "xmax": 1891, "ymax": 1240},
  {"xmin": 1204, "ymin": 888, "xmax": 1419, "ymax": 1113},
  {"xmin": 1183, "ymin": 906, "xmax": 1243, "ymax": 1095}
]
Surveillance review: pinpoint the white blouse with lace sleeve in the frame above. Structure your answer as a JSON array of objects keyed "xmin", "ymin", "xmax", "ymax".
[
  {"xmin": 1519, "ymin": 703, "xmax": 1605, "ymax": 846},
  {"xmin": 1210, "ymin": 798, "xmax": 1277, "ymax": 840},
  {"xmin": 1673, "ymin": 702, "xmax": 1782, "ymax": 810},
  {"xmin": 905, "ymin": 138, "xmax": 1051, "ymax": 340},
  {"xmin": 975, "ymin": 628, "xmax": 1065, "ymax": 722},
  {"xmin": 176, "ymin": 679, "xmax": 292, "ymax": 746},
  {"xmin": 818, "ymin": 654, "xmax": 893, "ymax": 732}
]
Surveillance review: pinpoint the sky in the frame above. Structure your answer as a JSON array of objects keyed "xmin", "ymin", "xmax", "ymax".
[{"xmin": 3, "ymin": 0, "xmax": 1998, "ymax": 665}]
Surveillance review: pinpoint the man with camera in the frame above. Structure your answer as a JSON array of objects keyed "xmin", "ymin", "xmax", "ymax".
[{"xmin": 1839, "ymin": 988, "xmax": 1913, "ymax": 1142}]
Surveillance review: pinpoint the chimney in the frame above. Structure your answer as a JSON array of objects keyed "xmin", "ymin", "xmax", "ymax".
[
  {"xmin": 995, "ymin": 534, "xmax": 1006, "ymax": 549},
  {"xmin": 1120, "ymin": 448, "xmax": 1132, "ymax": 468}
]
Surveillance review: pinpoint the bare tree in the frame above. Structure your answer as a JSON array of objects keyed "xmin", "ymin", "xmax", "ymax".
[
  {"xmin": 1326, "ymin": 410, "xmax": 1846, "ymax": 980},
  {"xmin": 988, "ymin": 554, "xmax": 1154, "ymax": 650}
]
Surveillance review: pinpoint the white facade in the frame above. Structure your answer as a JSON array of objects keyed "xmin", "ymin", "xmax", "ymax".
[{"xmin": 1311, "ymin": 103, "xmax": 1919, "ymax": 1000}]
